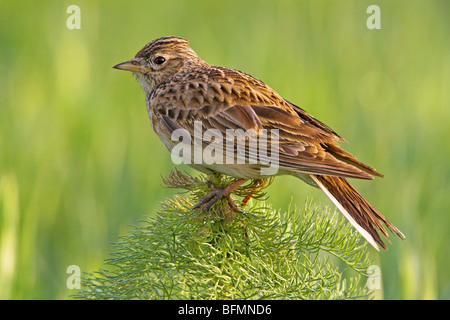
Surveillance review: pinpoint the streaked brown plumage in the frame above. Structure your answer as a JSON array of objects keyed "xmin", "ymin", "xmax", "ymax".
[{"xmin": 113, "ymin": 36, "xmax": 405, "ymax": 250}]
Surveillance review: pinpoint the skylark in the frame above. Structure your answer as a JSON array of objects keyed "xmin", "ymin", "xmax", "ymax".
[{"xmin": 113, "ymin": 36, "xmax": 405, "ymax": 250}]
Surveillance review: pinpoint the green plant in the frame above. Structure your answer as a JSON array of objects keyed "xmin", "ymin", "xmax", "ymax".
[{"xmin": 74, "ymin": 170, "xmax": 372, "ymax": 300}]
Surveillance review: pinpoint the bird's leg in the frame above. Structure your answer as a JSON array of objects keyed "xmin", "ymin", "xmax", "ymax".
[{"xmin": 193, "ymin": 179, "xmax": 247, "ymax": 213}]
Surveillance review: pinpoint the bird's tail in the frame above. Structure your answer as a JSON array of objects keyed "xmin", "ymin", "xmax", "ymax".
[{"xmin": 310, "ymin": 174, "xmax": 405, "ymax": 250}]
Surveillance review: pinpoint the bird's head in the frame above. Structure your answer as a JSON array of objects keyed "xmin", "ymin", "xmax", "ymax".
[{"xmin": 113, "ymin": 36, "xmax": 199, "ymax": 91}]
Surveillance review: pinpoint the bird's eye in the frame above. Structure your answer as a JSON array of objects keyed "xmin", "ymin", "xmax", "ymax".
[{"xmin": 154, "ymin": 56, "xmax": 166, "ymax": 65}]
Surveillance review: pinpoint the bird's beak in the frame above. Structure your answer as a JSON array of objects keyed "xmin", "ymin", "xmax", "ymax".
[{"xmin": 113, "ymin": 60, "xmax": 152, "ymax": 72}]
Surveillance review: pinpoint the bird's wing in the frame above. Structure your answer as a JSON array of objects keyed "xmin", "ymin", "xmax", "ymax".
[
  {"xmin": 154, "ymin": 103, "xmax": 379, "ymax": 179},
  {"xmin": 249, "ymin": 103, "xmax": 384, "ymax": 178},
  {"xmin": 150, "ymin": 66, "xmax": 382, "ymax": 179}
]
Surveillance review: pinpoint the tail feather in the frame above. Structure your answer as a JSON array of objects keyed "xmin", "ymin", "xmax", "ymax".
[{"xmin": 310, "ymin": 174, "xmax": 405, "ymax": 250}]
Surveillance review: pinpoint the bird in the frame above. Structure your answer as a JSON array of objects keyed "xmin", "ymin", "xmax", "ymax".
[{"xmin": 113, "ymin": 36, "xmax": 405, "ymax": 250}]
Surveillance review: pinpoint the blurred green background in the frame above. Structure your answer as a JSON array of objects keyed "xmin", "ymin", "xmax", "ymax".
[{"xmin": 1, "ymin": 0, "xmax": 449, "ymax": 299}]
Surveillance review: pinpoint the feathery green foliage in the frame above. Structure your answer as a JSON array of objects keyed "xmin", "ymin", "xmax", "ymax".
[{"xmin": 74, "ymin": 171, "xmax": 372, "ymax": 300}]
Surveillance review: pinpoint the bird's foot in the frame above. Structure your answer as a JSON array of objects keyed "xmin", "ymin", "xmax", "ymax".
[{"xmin": 193, "ymin": 179, "xmax": 246, "ymax": 213}]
